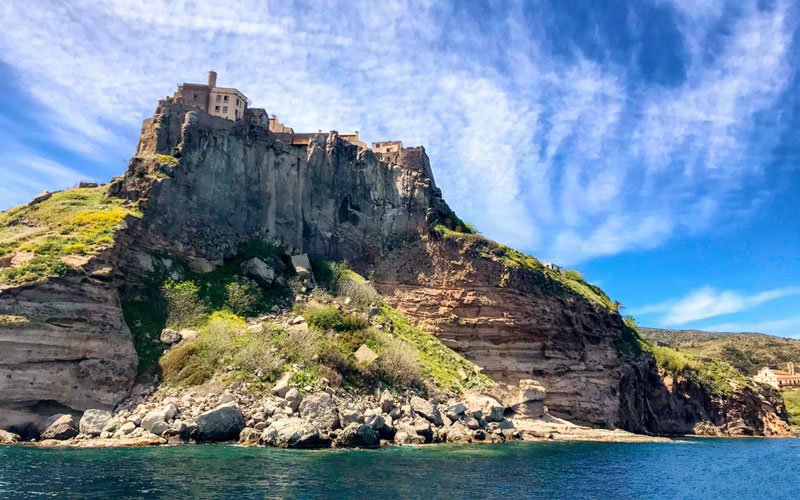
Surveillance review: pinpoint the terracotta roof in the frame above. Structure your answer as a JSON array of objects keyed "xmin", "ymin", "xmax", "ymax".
[{"xmin": 772, "ymin": 370, "xmax": 791, "ymax": 376}]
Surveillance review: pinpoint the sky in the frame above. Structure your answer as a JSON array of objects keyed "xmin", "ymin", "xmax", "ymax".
[{"xmin": 1, "ymin": 0, "xmax": 799, "ymax": 337}]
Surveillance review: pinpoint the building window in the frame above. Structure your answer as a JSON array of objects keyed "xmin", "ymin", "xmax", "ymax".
[
  {"xmin": 235, "ymin": 110, "xmax": 239, "ymax": 119},
  {"xmin": 236, "ymin": 98, "xmax": 239, "ymax": 106},
  {"xmin": 223, "ymin": 106, "xmax": 228, "ymax": 113},
  {"xmin": 216, "ymin": 95, "xmax": 221, "ymax": 102},
  {"xmin": 215, "ymin": 106, "xmax": 220, "ymax": 112},
  {"xmin": 387, "ymin": 147, "xmax": 393, "ymax": 152},
  {"xmin": 224, "ymin": 95, "xmax": 229, "ymax": 102}
]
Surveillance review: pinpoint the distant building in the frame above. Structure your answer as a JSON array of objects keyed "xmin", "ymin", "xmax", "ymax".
[
  {"xmin": 372, "ymin": 141, "xmax": 403, "ymax": 154},
  {"xmin": 269, "ymin": 115, "xmax": 294, "ymax": 134},
  {"xmin": 754, "ymin": 363, "xmax": 800, "ymax": 390},
  {"xmin": 173, "ymin": 71, "xmax": 250, "ymax": 121},
  {"xmin": 543, "ymin": 262, "xmax": 563, "ymax": 273}
]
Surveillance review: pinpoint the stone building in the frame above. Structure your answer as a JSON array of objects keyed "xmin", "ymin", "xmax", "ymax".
[
  {"xmin": 754, "ymin": 363, "xmax": 800, "ymax": 390},
  {"xmin": 372, "ymin": 141, "xmax": 403, "ymax": 154},
  {"xmin": 543, "ymin": 262, "xmax": 563, "ymax": 272},
  {"xmin": 173, "ymin": 71, "xmax": 249, "ymax": 122}
]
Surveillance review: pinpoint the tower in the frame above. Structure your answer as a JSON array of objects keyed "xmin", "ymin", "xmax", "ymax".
[{"xmin": 207, "ymin": 70, "xmax": 217, "ymax": 88}]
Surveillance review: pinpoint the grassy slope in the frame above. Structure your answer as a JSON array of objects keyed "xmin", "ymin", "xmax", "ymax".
[
  {"xmin": 639, "ymin": 327, "xmax": 800, "ymax": 376},
  {"xmin": 0, "ymin": 187, "xmax": 141, "ymax": 284},
  {"xmin": 784, "ymin": 390, "xmax": 800, "ymax": 427}
]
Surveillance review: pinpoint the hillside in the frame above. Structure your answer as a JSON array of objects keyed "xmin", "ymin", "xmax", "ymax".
[
  {"xmin": 639, "ymin": 327, "xmax": 800, "ymax": 376},
  {"xmin": 0, "ymin": 99, "xmax": 793, "ymax": 441}
]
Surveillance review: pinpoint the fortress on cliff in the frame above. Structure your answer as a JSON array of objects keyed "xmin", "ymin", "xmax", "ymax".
[{"xmin": 160, "ymin": 70, "xmax": 411, "ymax": 155}]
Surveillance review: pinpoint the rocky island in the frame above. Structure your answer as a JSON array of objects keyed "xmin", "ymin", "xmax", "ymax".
[{"xmin": 0, "ymin": 74, "xmax": 794, "ymax": 449}]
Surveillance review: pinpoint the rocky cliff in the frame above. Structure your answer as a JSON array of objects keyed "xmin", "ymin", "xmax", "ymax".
[{"xmin": 0, "ymin": 102, "xmax": 792, "ymax": 438}]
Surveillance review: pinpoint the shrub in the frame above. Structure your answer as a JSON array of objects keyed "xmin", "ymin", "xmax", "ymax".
[
  {"xmin": 317, "ymin": 364, "xmax": 343, "ymax": 388},
  {"xmin": 197, "ymin": 312, "xmax": 245, "ymax": 364},
  {"xmin": 337, "ymin": 278, "xmax": 380, "ymax": 307},
  {"xmin": 305, "ymin": 306, "xmax": 344, "ymax": 331},
  {"xmin": 224, "ymin": 280, "xmax": 260, "ymax": 317},
  {"xmin": 281, "ymin": 326, "xmax": 324, "ymax": 363},
  {"xmin": 232, "ymin": 339, "xmax": 283, "ymax": 379},
  {"xmin": 623, "ymin": 315, "xmax": 638, "ymax": 330},
  {"xmin": 340, "ymin": 313, "xmax": 369, "ymax": 332},
  {"xmin": 162, "ymin": 279, "xmax": 207, "ymax": 328},
  {"xmin": 0, "ymin": 255, "xmax": 67, "ymax": 283},
  {"xmin": 159, "ymin": 342, "xmax": 212, "ymax": 386},
  {"xmin": 378, "ymin": 336, "xmax": 423, "ymax": 388}
]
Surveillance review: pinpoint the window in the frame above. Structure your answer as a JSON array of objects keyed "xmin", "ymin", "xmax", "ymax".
[
  {"xmin": 236, "ymin": 98, "xmax": 239, "ymax": 106},
  {"xmin": 387, "ymin": 147, "xmax": 393, "ymax": 152},
  {"xmin": 216, "ymin": 95, "xmax": 221, "ymax": 102},
  {"xmin": 215, "ymin": 106, "xmax": 220, "ymax": 112},
  {"xmin": 223, "ymin": 106, "xmax": 228, "ymax": 113},
  {"xmin": 235, "ymin": 110, "xmax": 239, "ymax": 119},
  {"xmin": 223, "ymin": 95, "xmax": 229, "ymax": 102}
]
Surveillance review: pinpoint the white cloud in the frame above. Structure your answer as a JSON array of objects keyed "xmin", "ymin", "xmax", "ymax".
[
  {"xmin": 705, "ymin": 316, "xmax": 800, "ymax": 338},
  {"xmin": 0, "ymin": 0, "xmax": 796, "ymax": 264},
  {"xmin": 632, "ymin": 286, "xmax": 800, "ymax": 325}
]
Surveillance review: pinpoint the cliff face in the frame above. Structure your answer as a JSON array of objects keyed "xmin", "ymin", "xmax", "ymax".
[{"xmin": 0, "ymin": 103, "xmax": 792, "ymax": 437}]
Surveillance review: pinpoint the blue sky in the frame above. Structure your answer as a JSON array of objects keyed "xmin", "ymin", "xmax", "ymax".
[{"xmin": 1, "ymin": 0, "xmax": 799, "ymax": 337}]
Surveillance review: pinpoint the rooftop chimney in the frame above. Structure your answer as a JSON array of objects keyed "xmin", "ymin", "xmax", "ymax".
[{"xmin": 207, "ymin": 70, "xmax": 217, "ymax": 88}]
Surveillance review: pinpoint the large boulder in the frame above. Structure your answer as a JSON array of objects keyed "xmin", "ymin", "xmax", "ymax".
[
  {"xmin": 196, "ymin": 404, "xmax": 245, "ymax": 442},
  {"xmin": 41, "ymin": 414, "xmax": 79, "ymax": 440},
  {"xmin": 140, "ymin": 403, "xmax": 178, "ymax": 433},
  {"xmin": 160, "ymin": 328, "xmax": 181, "ymax": 345},
  {"xmin": 410, "ymin": 396, "xmax": 443, "ymax": 426},
  {"xmin": 272, "ymin": 371, "xmax": 292, "ymax": 398},
  {"xmin": 446, "ymin": 421, "xmax": 471, "ymax": 444},
  {"xmin": 261, "ymin": 418, "xmax": 330, "ymax": 448},
  {"xmin": 379, "ymin": 390, "xmax": 396, "ymax": 414},
  {"xmin": 354, "ymin": 344, "xmax": 378, "ymax": 365},
  {"xmin": 242, "ymin": 257, "xmax": 276, "ymax": 288},
  {"xmin": 298, "ymin": 392, "xmax": 340, "ymax": 430},
  {"xmin": 79, "ymin": 410, "xmax": 112, "ymax": 437},
  {"xmin": 465, "ymin": 394, "xmax": 504, "ymax": 422},
  {"xmin": 0, "ymin": 429, "xmax": 21, "ymax": 445},
  {"xmin": 290, "ymin": 254, "xmax": 312, "ymax": 280},
  {"xmin": 334, "ymin": 423, "xmax": 380, "ymax": 448},
  {"xmin": 364, "ymin": 413, "xmax": 395, "ymax": 439}
]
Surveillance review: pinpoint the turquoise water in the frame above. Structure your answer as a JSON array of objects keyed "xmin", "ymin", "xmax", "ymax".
[{"xmin": 1, "ymin": 439, "xmax": 799, "ymax": 499}]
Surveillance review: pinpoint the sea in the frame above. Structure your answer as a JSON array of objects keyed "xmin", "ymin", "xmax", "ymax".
[{"xmin": 1, "ymin": 438, "xmax": 798, "ymax": 499}]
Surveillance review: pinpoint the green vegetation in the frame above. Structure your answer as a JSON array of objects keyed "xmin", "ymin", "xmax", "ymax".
[
  {"xmin": 162, "ymin": 279, "xmax": 207, "ymax": 328},
  {"xmin": 122, "ymin": 299, "xmax": 167, "ymax": 382},
  {"xmin": 0, "ymin": 187, "xmax": 141, "ymax": 284},
  {"xmin": 783, "ymin": 390, "xmax": 800, "ymax": 427},
  {"xmin": 153, "ymin": 154, "xmax": 179, "ymax": 167},
  {"xmin": 639, "ymin": 327, "xmax": 800, "ymax": 376},
  {"xmin": 638, "ymin": 336, "xmax": 751, "ymax": 395},
  {"xmin": 0, "ymin": 315, "xmax": 28, "ymax": 324}
]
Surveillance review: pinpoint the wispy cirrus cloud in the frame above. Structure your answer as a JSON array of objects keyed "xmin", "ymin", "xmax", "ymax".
[
  {"xmin": 0, "ymin": 0, "xmax": 797, "ymax": 264},
  {"xmin": 631, "ymin": 286, "xmax": 800, "ymax": 325}
]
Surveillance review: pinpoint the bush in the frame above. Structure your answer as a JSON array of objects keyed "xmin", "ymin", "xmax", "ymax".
[
  {"xmin": 162, "ymin": 279, "xmax": 207, "ymax": 328},
  {"xmin": 281, "ymin": 326, "xmax": 324, "ymax": 363},
  {"xmin": 378, "ymin": 336, "xmax": 423, "ymax": 388},
  {"xmin": 232, "ymin": 339, "xmax": 283, "ymax": 379},
  {"xmin": 197, "ymin": 312, "xmax": 245, "ymax": 364},
  {"xmin": 305, "ymin": 306, "xmax": 344, "ymax": 331},
  {"xmin": 337, "ymin": 278, "xmax": 380, "ymax": 307},
  {"xmin": 224, "ymin": 280, "xmax": 260, "ymax": 317},
  {"xmin": 623, "ymin": 315, "xmax": 638, "ymax": 330},
  {"xmin": 159, "ymin": 342, "xmax": 213, "ymax": 386},
  {"xmin": 340, "ymin": 313, "xmax": 369, "ymax": 332}
]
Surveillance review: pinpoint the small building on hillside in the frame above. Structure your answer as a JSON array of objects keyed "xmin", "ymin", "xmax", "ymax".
[
  {"xmin": 754, "ymin": 363, "xmax": 800, "ymax": 390},
  {"xmin": 173, "ymin": 71, "xmax": 250, "ymax": 122},
  {"xmin": 543, "ymin": 262, "xmax": 563, "ymax": 273}
]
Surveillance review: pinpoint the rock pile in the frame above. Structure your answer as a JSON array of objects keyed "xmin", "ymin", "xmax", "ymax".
[{"xmin": 29, "ymin": 384, "xmax": 525, "ymax": 449}]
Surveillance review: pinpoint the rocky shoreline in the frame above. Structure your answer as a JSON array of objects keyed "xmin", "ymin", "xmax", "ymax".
[{"xmin": 0, "ymin": 377, "xmax": 677, "ymax": 449}]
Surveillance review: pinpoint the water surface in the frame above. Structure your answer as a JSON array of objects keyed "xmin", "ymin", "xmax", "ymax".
[{"xmin": 1, "ymin": 439, "xmax": 799, "ymax": 499}]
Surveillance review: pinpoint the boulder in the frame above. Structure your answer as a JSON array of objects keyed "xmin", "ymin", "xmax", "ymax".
[
  {"xmin": 41, "ymin": 414, "xmax": 79, "ymax": 440},
  {"xmin": 242, "ymin": 257, "xmax": 276, "ymax": 288},
  {"xmin": 446, "ymin": 402, "xmax": 467, "ymax": 417},
  {"xmin": 334, "ymin": 423, "xmax": 380, "ymax": 448},
  {"xmin": 298, "ymin": 392, "xmax": 339, "ymax": 430},
  {"xmin": 196, "ymin": 404, "xmax": 245, "ymax": 442},
  {"xmin": 465, "ymin": 394, "xmax": 504, "ymax": 422},
  {"xmin": 27, "ymin": 191, "xmax": 53, "ymax": 206},
  {"xmin": 140, "ymin": 403, "xmax": 178, "ymax": 433},
  {"xmin": 150, "ymin": 420, "xmax": 170, "ymax": 436},
  {"xmin": 354, "ymin": 344, "xmax": 378, "ymax": 365},
  {"xmin": 160, "ymin": 328, "xmax": 181, "ymax": 345},
  {"xmin": 413, "ymin": 419, "xmax": 434, "ymax": 443},
  {"xmin": 446, "ymin": 422, "xmax": 471, "ymax": 444},
  {"xmin": 238, "ymin": 427, "xmax": 261, "ymax": 445},
  {"xmin": 273, "ymin": 371, "xmax": 292, "ymax": 398},
  {"xmin": 0, "ymin": 430, "xmax": 20, "ymax": 445},
  {"xmin": 118, "ymin": 422, "xmax": 136, "ymax": 435},
  {"xmin": 340, "ymin": 408, "xmax": 364, "ymax": 425},
  {"xmin": 379, "ymin": 390, "xmax": 396, "ymax": 414},
  {"xmin": 290, "ymin": 254, "xmax": 312, "ymax": 280},
  {"xmin": 285, "ymin": 388, "xmax": 302, "ymax": 412},
  {"xmin": 364, "ymin": 414, "xmax": 394, "ymax": 439},
  {"xmin": 410, "ymin": 396, "xmax": 443, "ymax": 426},
  {"xmin": 261, "ymin": 418, "xmax": 330, "ymax": 448},
  {"xmin": 79, "ymin": 409, "xmax": 112, "ymax": 436}
]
